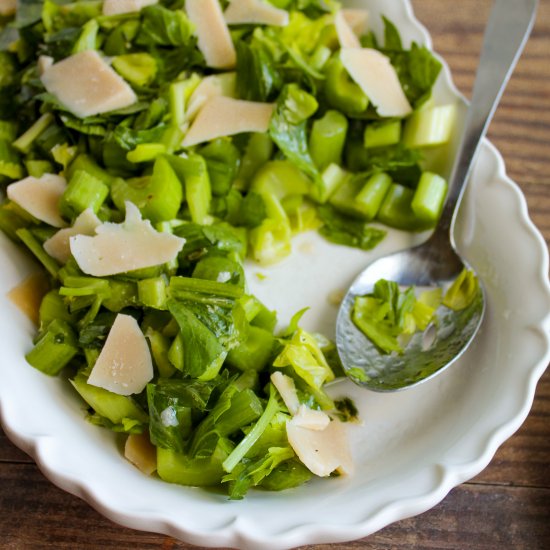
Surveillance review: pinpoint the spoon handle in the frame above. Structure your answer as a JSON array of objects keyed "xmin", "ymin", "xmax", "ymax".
[{"xmin": 439, "ymin": 0, "xmax": 538, "ymax": 239}]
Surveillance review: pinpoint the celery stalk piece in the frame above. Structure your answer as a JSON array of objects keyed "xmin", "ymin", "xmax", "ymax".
[
  {"xmin": 234, "ymin": 133, "xmax": 274, "ymax": 191},
  {"xmin": 0, "ymin": 120, "xmax": 17, "ymax": 141},
  {"xmin": 112, "ymin": 53, "xmax": 157, "ymax": 87},
  {"xmin": 72, "ymin": 19, "xmax": 99, "ymax": 53},
  {"xmin": 309, "ymin": 110, "xmax": 348, "ymax": 171},
  {"xmin": 25, "ymin": 160, "xmax": 54, "ymax": 178},
  {"xmin": 167, "ymin": 332, "xmax": 184, "ymax": 372},
  {"xmin": 157, "ymin": 438, "xmax": 233, "ymax": 487},
  {"xmin": 443, "ymin": 269, "xmax": 480, "ymax": 310},
  {"xmin": 227, "ymin": 326, "xmax": 275, "ymax": 372},
  {"xmin": 13, "ymin": 113, "xmax": 54, "ymax": 154},
  {"xmin": 169, "ymin": 74, "xmax": 201, "ymax": 128},
  {"xmin": 0, "ymin": 139, "xmax": 23, "ymax": 179},
  {"xmin": 60, "ymin": 170, "xmax": 109, "ymax": 220},
  {"xmin": 403, "ymin": 104, "xmax": 457, "ymax": 148},
  {"xmin": 25, "ymin": 319, "xmax": 78, "ymax": 375},
  {"xmin": 411, "ymin": 171, "xmax": 448, "ymax": 222},
  {"xmin": 0, "ymin": 203, "xmax": 30, "ymax": 242},
  {"xmin": 71, "ymin": 373, "xmax": 149, "ymax": 427},
  {"xmin": 324, "ymin": 55, "xmax": 369, "ymax": 116},
  {"xmin": 168, "ymin": 153, "xmax": 211, "ymax": 225},
  {"xmin": 251, "ymin": 160, "xmax": 311, "ymax": 200},
  {"xmin": 355, "ymin": 172, "xmax": 393, "ymax": 221},
  {"xmin": 145, "ymin": 329, "xmax": 176, "ymax": 378},
  {"xmin": 126, "ymin": 143, "xmax": 167, "ymax": 163},
  {"xmin": 364, "ymin": 120, "xmax": 402, "ymax": 149},
  {"xmin": 138, "ymin": 277, "xmax": 168, "ymax": 310},
  {"xmin": 38, "ymin": 290, "xmax": 76, "ymax": 330},
  {"xmin": 111, "ymin": 156, "xmax": 183, "ymax": 223},
  {"xmin": 376, "ymin": 183, "xmax": 434, "ymax": 231},
  {"xmin": 311, "ymin": 163, "xmax": 350, "ymax": 204},
  {"xmin": 67, "ymin": 154, "xmax": 116, "ymax": 187}
]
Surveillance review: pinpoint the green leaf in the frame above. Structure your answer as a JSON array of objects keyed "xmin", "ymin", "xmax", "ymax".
[{"xmin": 136, "ymin": 5, "xmax": 194, "ymax": 47}]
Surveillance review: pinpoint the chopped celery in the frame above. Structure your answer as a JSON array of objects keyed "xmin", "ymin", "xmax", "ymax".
[
  {"xmin": 251, "ymin": 160, "xmax": 311, "ymax": 200},
  {"xmin": 13, "ymin": 113, "xmax": 54, "ymax": 154},
  {"xmin": 26, "ymin": 319, "xmax": 78, "ymax": 375},
  {"xmin": 60, "ymin": 170, "xmax": 110, "ymax": 220},
  {"xmin": 71, "ymin": 373, "xmax": 149, "ymax": 429},
  {"xmin": 138, "ymin": 277, "xmax": 168, "ymax": 310},
  {"xmin": 411, "ymin": 171, "xmax": 448, "ymax": 223},
  {"xmin": 377, "ymin": 183, "xmax": 434, "ymax": 231},
  {"xmin": 364, "ymin": 121, "xmax": 402, "ymax": 149},
  {"xmin": 16, "ymin": 228, "xmax": 60, "ymax": 278},
  {"xmin": 324, "ymin": 55, "xmax": 369, "ymax": 116},
  {"xmin": 111, "ymin": 156, "xmax": 183, "ymax": 223},
  {"xmin": 404, "ymin": 104, "xmax": 457, "ymax": 148},
  {"xmin": 227, "ymin": 326, "xmax": 275, "ymax": 372},
  {"xmin": 311, "ymin": 163, "xmax": 349, "ymax": 204},
  {"xmin": 443, "ymin": 269, "xmax": 480, "ymax": 310},
  {"xmin": 112, "ymin": 53, "xmax": 157, "ymax": 87},
  {"xmin": 126, "ymin": 143, "xmax": 167, "ymax": 163},
  {"xmin": 309, "ymin": 110, "xmax": 348, "ymax": 171}
]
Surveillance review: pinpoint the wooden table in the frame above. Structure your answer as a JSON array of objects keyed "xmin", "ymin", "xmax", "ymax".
[{"xmin": 1, "ymin": 1, "xmax": 549, "ymax": 548}]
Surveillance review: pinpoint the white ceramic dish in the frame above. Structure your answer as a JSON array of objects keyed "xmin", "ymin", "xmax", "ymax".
[{"xmin": 1, "ymin": 1, "xmax": 549, "ymax": 549}]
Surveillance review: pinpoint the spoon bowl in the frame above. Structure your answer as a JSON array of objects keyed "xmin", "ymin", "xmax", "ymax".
[
  {"xmin": 336, "ymin": 234, "xmax": 484, "ymax": 391},
  {"xmin": 336, "ymin": 0, "xmax": 537, "ymax": 391}
]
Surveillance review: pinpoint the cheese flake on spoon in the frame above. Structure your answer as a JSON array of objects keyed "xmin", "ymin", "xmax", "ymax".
[
  {"xmin": 341, "ymin": 48, "xmax": 412, "ymax": 118},
  {"xmin": 70, "ymin": 201, "xmax": 185, "ymax": 277},
  {"xmin": 87, "ymin": 313, "xmax": 153, "ymax": 396}
]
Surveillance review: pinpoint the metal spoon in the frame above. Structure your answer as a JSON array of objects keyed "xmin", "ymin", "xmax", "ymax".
[{"xmin": 336, "ymin": 0, "xmax": 538, "ymax": 392}]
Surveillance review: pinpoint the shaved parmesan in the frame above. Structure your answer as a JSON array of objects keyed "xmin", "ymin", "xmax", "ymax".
[
  {"xmin": 7, "ymin": 272, "xmax": 50, "ymax": 326},
  {"xmin": 287, "ymin": 417, "xmax": 353, "ymax": 477},
  {"xmin": 70, "ymin": 202, "xmax": 185, "ymax": 277},
  {"xmin": 186, "ymin": 0, "xmax": 236, "ymax": 69},
  {"xmin": 43, "ymin": 208, "xmax": 101, "ymax": 264},
  {"xmin": 88, "ymin": 313, "xmax": 153, "ymax": 396},
  {"xmin": 182, "ymin": 96, "xmax": 275, "ymax": 147},
  {"xmin": 7, "ymin": 174, "xmax": 67, "ymax": 228},
  {"xmin": 335, "ymin": 10, "xmax": 361, "ymax": 49},
  {"xmin": 293, "ymin": 404, "xmax": 330, "ymax": 431},
  {"xmin": 186, "ymin": 72, "xmax": 237, "ymax": 121},
  {"xmin": 37, "ymin": 56, "xmax": 54, "ymax": 76},
  {"xmin": 103, "ymin": 0, "xmax": 158, "ymax": 16},
  {"xmin": 224, "ymin": 0, "xmax": 289, "ymax": 27},
  {"xmin": 125, "ymin": 433, "xmax": 157, "ymax": 475},
  {"xmin": 0, "ymin": 0, "xmax": 15, "ymax": 16},
  {"xmin": 41, "ymin": 50, "xmax": 137, "ymax": 119},
  {"xmin": 342, "ymin": 8, "xmax": 369, "ymax": 36},
  {"xmin": 341, "ymin": 48, "xmax": 412, "ymax": 118},
  {"xmin": 271, "ymin": 371, "xmax": 300, "ymax": 415}
]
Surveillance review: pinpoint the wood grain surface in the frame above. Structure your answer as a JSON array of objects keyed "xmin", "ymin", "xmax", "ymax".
[{"xmin": 1, "ymin": 1, "xmax": 549, "ymax": 548}]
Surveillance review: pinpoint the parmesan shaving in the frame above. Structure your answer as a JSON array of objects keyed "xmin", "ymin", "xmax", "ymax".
[
  {"xmin": 125, "ymin": 433, "xmax": 157, "ymax": 475},
  {"xmin": 342, "ymin": 8, "xmax": 369, "ymax": 36},
  {"xmin": 70, "ymin": 201, "xmax": 185, "ymax": 277},
  {"xmin": 0, "ymin": 0, "xmax": 15, "ymax": 16},
  {"xmin": 292, "ymin": 404, "xmax": 331, "ymax": 431},
  {"xmin": 102, "ymin": 0, "xmax": 158, "ymax": 16},
  {"xmin": 7, "ymin": 174, "xmax": 67, "ymax": 228},
  {"xmin": 341, "ymin": 48, "xmax": 412, "ymax": 118},
  {"xmin": 186, "ymin": 0, "xmax": 236, "ymax": 69},
  {"xmin": 186, "ymin": 72, "xmax": 237, "ymax": 121},
  {"xmin": 43, "ymin": 208, "xmax": 101, "ymax": 264},
  {"xmin": 7, "ymin": 272, "xmax": 50, "ymax": 326},
  {"xmin": 182, "ymin": 96, "xmax": 275, "ymax": 147},
  {"xmin": 335, "ymin": 10, "xmax": 361, "ymax": 49},
  {"xmin": 40, "ymin": 50, "xmax": 137, "ymax": 119},
  {"xmin": 270, "ymin": 371, "xmax": 300, "ymax": 415},
  {"xmin": 286, "ymin": 417, "xmax": 353, "ymax": 477},
  {"xmin": 224, "ymin": 0, "xmax": 289, "ymax": 27},
  {"xmin": 87, "ymin": 313, "xmax": 154, "ymax": 396}
]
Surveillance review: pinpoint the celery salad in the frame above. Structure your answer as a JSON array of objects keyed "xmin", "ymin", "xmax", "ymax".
[{"xmin": 0, "ymin": 0, "xmax": 455, "ymax": 499}]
